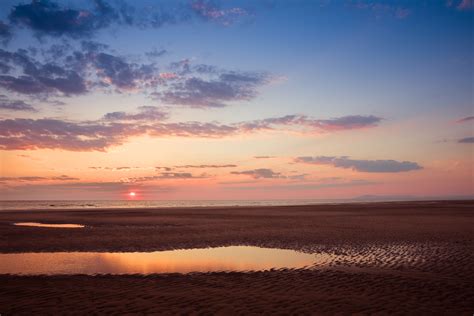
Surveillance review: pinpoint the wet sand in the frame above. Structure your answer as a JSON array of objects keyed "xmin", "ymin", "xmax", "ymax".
[{"xmin": 1, "ymin": 200, "xmax": 473, "ymax": 314}]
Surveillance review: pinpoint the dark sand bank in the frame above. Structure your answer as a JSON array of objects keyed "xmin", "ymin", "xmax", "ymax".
[{"xmin": 0, "ymin": 201, "xmax": 473, "ymax": 314}]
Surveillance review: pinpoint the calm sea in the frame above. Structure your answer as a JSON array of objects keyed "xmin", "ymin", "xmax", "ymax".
[{"xmin": 0, "ymin": 199, "xmax": 351, "ymax": 211}]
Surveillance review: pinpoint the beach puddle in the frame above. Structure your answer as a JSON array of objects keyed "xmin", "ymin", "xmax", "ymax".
[
  {"xmin": 13, "ymin": 222, "xmax": 85, "ymax": 228},
  {"xmin": 0, "ymin": 246, "xmax": 318, "ymax": 275}
]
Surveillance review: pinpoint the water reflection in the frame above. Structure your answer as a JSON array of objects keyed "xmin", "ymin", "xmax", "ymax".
[
  {"xmin": 13, "ymin": 222, "xmax": 85, "ymax": 228},
  {"xmin": 0, "ymin": 246, "xmax": 318, "ymax": 275}
]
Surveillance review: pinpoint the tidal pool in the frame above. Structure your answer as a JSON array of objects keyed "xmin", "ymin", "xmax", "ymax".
[
  {"xmin": 0, "ymin": 246, "xmax": 318, "ymax": 275},
  {"xmin": 13, "ymin": 222, "xmax": 85, "ymax": 228}
]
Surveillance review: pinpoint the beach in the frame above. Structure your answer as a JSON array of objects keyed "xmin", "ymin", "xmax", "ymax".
[{"xmin": 1, "ymin": 200, "xmax": 473, "ymax": 314}]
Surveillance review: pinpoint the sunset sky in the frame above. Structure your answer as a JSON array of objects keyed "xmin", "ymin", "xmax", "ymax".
[{"xmin": 0, "ymin": 0, "xmax": 472, "ymax": 200}]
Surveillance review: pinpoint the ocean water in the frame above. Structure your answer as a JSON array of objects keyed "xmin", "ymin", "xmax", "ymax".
[{"xmin": 0, "ymin": 199, "xmax": 348, "ymax": 211}]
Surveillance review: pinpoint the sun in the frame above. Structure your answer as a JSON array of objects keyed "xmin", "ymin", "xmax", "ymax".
[{"xmin": 128, "ymin": 192, "xmax": 136, "ymax": 197}]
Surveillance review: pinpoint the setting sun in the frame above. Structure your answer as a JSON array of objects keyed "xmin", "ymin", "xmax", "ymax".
[{"xmin": 128, "ymin": 192, "xmax": 136, "ymax": 198}]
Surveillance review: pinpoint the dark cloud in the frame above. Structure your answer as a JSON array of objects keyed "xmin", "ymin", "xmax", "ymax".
[
  {"xmin": 0, "ymin": 48, "xmax": 87, "ymax": 95},
  {"xmin": 295, "ymin": 156, "xmax": 423, "ymax": 173},
  {"xmin": 5, "ymin": 0, "xmax": 248, "ymax": 41},
  {"xmin": 0, "ymin": 21, "xmax": 13, "ymax": 44},
  {"xmin": 9, "ymin": 0, "xmax": 118, "ymax": 38},
  {"xmin": 231, "ymin": 168, "xmax": 284, "ymax": 179},
  {"xmin": 0, "ymin": 109, "xmax": 382, "ymax": 151},
  {"xmin": 457, "ymin": 116, "xmax": 474, "ymax": 123},
  {"xmin": 0, "ymin": 95, "xmax": 36, "ymax": 111},
  {"xmin": 0, "ymin": 44, "xmax": 161, "ymax": 96},
  {"xmin": 0, "ymin": 175, "xmax": 78, "ymax": 182},
  {"xmin": 155, "ymin": 71, "xmax": 271, "ymax": 108},
  {"xmin": 458, "ymin": 137, "xmax": 474, "ymax": 143}
]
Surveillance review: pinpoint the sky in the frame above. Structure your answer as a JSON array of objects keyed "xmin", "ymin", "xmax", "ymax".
[{"xmin": 0, "ymin": 0, "xmax": 472, "ymax": 200}]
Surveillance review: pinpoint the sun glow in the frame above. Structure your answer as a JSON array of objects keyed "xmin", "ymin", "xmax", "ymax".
[{"xmin": 128, "ymin": 192, "xmax": 136, "ymax": 197}]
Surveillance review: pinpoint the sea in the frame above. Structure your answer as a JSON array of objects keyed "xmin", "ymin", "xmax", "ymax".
[
  {"xmin": 0, "ymin": 196, "xmax": 470, "ymax": 211},
  {"xmin": 0, "ymin": 199, "xmax": 350, "ymax": 211}
]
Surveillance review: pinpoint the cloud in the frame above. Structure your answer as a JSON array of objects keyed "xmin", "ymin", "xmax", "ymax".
[
  {"xmin": 191, "ymin": 0, "xmax": 250, "ymax": 26},
  {"xmin": 0, "ymin": 44, "xmax": 161, "ymax": 97},
  {"xmin": 231, "ymin": 168, "xmax": 285, "ymax": 179},
  {"xmin": 174, "ymin": 164, "xmax": 237, "ymax": 168},
  {"xmin": 349, "ymin": 1, "xmax": 411, "ymax": 19},
  {"xmin": 457, "ymin": 116, "xmax": 474, "ymax": 123},
  {"xmin": 457, "ymin": 0, "xmax": 473, "ymax": 10},
  {"xmin": 145, "ymin": 48, "xmax": 168, "ymax": 59},
  {"xmin": 103, "ymin": 106, "xmax": 168, "ymax": 122},
  {"xmin": 88, "ymin": 166, "xmax": 145, "ymax": 171},
  {"xmin": 224, "ymin": 179, "xmax": 376, "ymax": 191},
  {"xmin": 0, "ymin": 95, "xmax": 36, "ymax": 111},
  {"xmin": 0, "ymin": 109, "xmax": 382, "ymax": 151},
  {"xmin": 123, "ymin": 172, "xmax": 207, "ymax": 182},
  {"xmin": 0, "ymin": 118, "xmax": 145, "ymax": 151},
  {"xmin": 8, "ymin": 0, "xmax": 118, "ymax": 39},
  {"xmin": 447, "ymin": 0, "xmax": 473, "ymax": 10},
  {"xmin": 1, "ymin": 181, "xmax": 174, "ymax": 200},
  {"xmin": 0, "ymin": 21, "xmax": 13, "ymax": 44},
  {"xmin": 239, "ymin": 114, "xmax": 382, "ymax": 132},
  {"xmin": 295, "ymin": 156, "xmax": 423, "ymax": 173},
  {"xmin": 154, "ymin": 71, "xmax": 271, "ymax": 108},
  {"xmin": 458, "ymin": 137, "xmax": 474, "ymax": 143},
  {"xmin": 5, "ymin": 0, "xmax": 248, "ymax": 41},
  {"xmin": 254, "ymin": 156, "xmax": 276, "ymax": 159},
  {"xmin": 0, "ymin": 48, "xmax": 87, "ymax": 95},
  {"xmin": 0, "ymin": 175, "xmax": 79, "ymax": 182},
  {"xmin": 0, "ymin": 44, "xmax": 273, "ymax": 104},
  {"xmin": 92, "ymin": 52, "xmax": 158, "ymax": 91}
]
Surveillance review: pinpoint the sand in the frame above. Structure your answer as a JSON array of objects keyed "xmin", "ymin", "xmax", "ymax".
[{"xmin": 0, "ymin": 200, "xmax": 473, "ymax": 314}]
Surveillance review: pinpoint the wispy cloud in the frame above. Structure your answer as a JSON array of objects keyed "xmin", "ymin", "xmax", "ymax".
[
  {"xmin": 446, "ymin": 0, "xmax": 473, "ymax": 10},
  {"xmin": 457, "ymin": 116, "xmax": 474, "ymax": 123},
  {"xmin": 224, "ymin": 179, "xmax": 376, "ymax": 191},
  {"xmin": 0, "ymin": 175, "xmax": 79, "ymax": 182},
  {"xmin": 0, "ymin": 95, "xmax": 36, "ymax": 112},
  {"xmin": 458, "ymin": 137, "xmax": 474, "ymax": 143},
  {"xmin": 122, "ymin": 172, "xmax": 208, "ymax": 183},
  {"xmin": 231, "ymin": 168, "xmax": 285, "ymax": 179},
  {"xmin": 191, "ymin": 0, "xmax": 250, "ymax": 26},
  {"xmin": 349, "ymin": 1, "xmax": 412, "ymax": 19},
  {"xmin": 103, "ymin": 106, "xmax": 168, "ymax": 122},
  {"xmin": 295, "ymin": 156, "xmax": 423, "ymax": 173},
  {"xmin": 0, "ymin": 110, "xmax": 383, "ymax": 151},
  {"xmin": 175, "ymin": 164, "xmax": 237, "ymax": 169}
]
